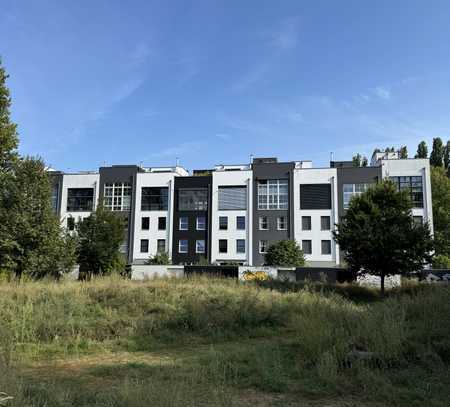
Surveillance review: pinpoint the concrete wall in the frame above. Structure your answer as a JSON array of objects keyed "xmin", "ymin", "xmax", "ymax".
[
  {"xmin": 238, "ymin": 265, "xmax": 278, "ymax": 280},
  {"xmin": 131, "ymin": 264, "xmax": 184, "ymax": 280},
  {"xmin": 211, "ymin": 169, "xmax": 252, "ymax": 264},
  {"xmin": 293, "ymin": 168, "xmax": 339, "ymax": 267},
  {"xmin": 60, "ymin": 173, "xmax": 100, "ymax": 229}
]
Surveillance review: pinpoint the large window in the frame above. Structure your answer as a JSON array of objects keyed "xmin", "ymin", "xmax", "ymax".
[
  {"xmin": 390, "ymin": 176, "xmax": 423, "ymax": 208},
  {"xmin": 343, "ymin": 183, "xmax": 369, "ymax": 209},
  {"xmin": 257, "ymin": 179, "xmax": 288, "ymax": 210},
  {"xmin": 179, "ymin": 188, "xmax": 208, "ymax": 211},
  {"xmin": 67, "ymin": 188, "xmax": 94, "ymax": 212},
  {"xmin": 104, "ymin": 182, "xmax": 132, "ymax": 211},
  {"xmin": 141, "ymin": 187, "xmax": 168, "ymax": 211},
  {"xmin": 300, "ymin": 184, "xmax": 331, "ymax": 210},
  {"xmin": 218, "ymin": 186, "xmax": 247, "ymax": 210}
]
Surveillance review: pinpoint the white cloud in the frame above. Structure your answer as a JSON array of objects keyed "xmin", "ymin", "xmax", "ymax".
[
  {"xmin": 215, "ymin": 133, "xmax": 231, "ymax": 140},
  {"xmin": 372, "ymin": 86, "xmax": 391, "ymax": 100}
]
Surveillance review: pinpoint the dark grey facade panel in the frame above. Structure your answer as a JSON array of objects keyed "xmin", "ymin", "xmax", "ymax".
[
  {"xmin": 300, "ymin": 184, "xmax": 332, "ymax": 210},
  {"xmin": 252, "ymin": 161, "xmax": 295, "ymax": 266},
  {"xmin": 172, "ymin": 176, "xmax": 212, "ymax": 265}
]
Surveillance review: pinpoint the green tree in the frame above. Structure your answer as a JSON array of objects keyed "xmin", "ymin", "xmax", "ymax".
[
  {"xmin": 352, "ymin": 153, "xmax": 362, "ymax": 167},
  {"xmin": 361, "ymin": 156, "xmax": 368, "ymax": 167},
  {"xmin": 333, "ymin": 181, "xmax": 434, "ymax": 295},
  {"xmin": 76, "ymin": 206, "xmax": 125, "ymax": 278},
  {"xmin": 431, "ymin": 166, "xmax": 450, "ymax": 257},
  {"xmin": 430, "ymin": 137, "xmax": 444, "ymax": 167},
  {"xmin": 399, "ymin": 146, "xmax": 408, "ymax": 159},
  {"xmin": 146, "ymin": 252, "xmax": 171, "ymax": 265},
  {"xmin": 0, "ymin": 58, "xmax": 18, "ymax": 171},
  {"xmin": 444, "ymin": 140, "xmax": 450, "ymax": 170},
  {"xmin": 264, "ymin": 240, "xmax": 305, "ymax": 267},
  {"xmin": 415, "ymin": 141, "xmax": 428, "ymax": 159},
  {"xmin": 0, "ymin": 157, "xmax": 76, "ymax": 279}
]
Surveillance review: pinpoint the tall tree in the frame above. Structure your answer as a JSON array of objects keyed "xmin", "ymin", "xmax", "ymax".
[
  {"xmin": 361, "ymin": 156, "xmax": 368, "ymax": 167},
  {"xmin": 431, "ymin": 166, "xmax": 450, "ymax": 257},
  {"xmin": 333, "ymin": 181, "xmax": 434, "ymax": 295},
  {"xmin": 76, "ymin": 206, "xmax": 125, "ymax": 278},
  {"xmin": 0, "ymin": 58, "xmax": 18, "ymax": 171},
  {"xmin": 0, "ymin": 157, "xmax": 76, "ymax": 278},
  {"xmin": 415, "ymin": 141, "xmax": 428, "ymax": 159},
  {"xmin": 352, "ymin": 153, "xmax": 362, "ymax": 167},
  {"xmin": 444, "ymin": 140, "xmax": 450, "ymax": 170},
  {"xmin": 430, "ymin": 137, "xmax": 444, "ymax": 167},
  {"xmin": 399, "ymin": 146, "xmax": 408, "ymax": 159}
]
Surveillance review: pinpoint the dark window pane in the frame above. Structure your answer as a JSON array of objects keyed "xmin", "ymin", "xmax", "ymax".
[
  {"xmin": 157, "ymin": 239, "xmax": 166, "ymax": 253},
  {"xmin": 302, "ymin": 216, "xmax": 311, "ymax": 230},
  {"xmin": 140, "ymin": 239, "xmax": 149, "ymax": 253},
  {"xmin": 178, "ymin": 188, "xmax": 208, "ymax": 211},
  {"xmin": 321, "ymin": 216, "xmax": 331, "ymax": 230},
  {"xmin": 219, "ymin": 216, "xmax": 228, "ymax": 230},
  {"xmin": 236, "ymin": 239, "xmax": 245, "ymax": 253},
  {"xmin": 158, "ymin": 217, "xmax": 166, "ymax": 230},
  {"xmin": 67, "ymin": 188, "xmax": 94, "ymax": 211},
  {"xmin": 67, "ymin": 217, "xmax": 75, "ymax": 231},
  {"xmin": 141, "ymin": 187, "xmax": 168, "ymax": 211},
  {"xmin": 300, "ymin": 184, "xmax": 331, "ymax": 210},
  {"xmin": 141, "ymin": 217, "xmax": 149, "ymax": 230},
  {"xmin": 219, "ymin": 239, "xmax": 228, "ymax": 253},
  {"xmin": 236, "ymin": 216, "xmax": 245, "ymax": 230},
  {"xmin": 302, "ymin": 240, "xmax": 312, "ymax": 254},
  {"xmin": 390, "ymin": 176, "xmax": 423, "ymax": 208},
  {"xmin": 321, "ymin": 240, "xmax": 331, "ymax": 255}
]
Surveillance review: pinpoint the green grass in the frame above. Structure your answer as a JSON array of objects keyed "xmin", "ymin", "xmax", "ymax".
[{"xmin": 0, "ymin": 276, "xmax": 449, "ymax": 406}]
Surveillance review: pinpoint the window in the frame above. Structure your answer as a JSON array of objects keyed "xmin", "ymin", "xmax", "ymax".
[
  {"xmin": 196, "ymin": 240, "xmax": 205, "ymax": 254},
  {"xmin": 236, "ymin": 239, "xmax": 246, "ymax": 253},
  {"xmin": 321, "ymin": 216, "xmax": 331, "ymax": 230},
  {"xmin": 51, "ymin": 183, "xmax": 59, "ymax": 212},
  {"xmin": 257, "ymin": 179, "xmax": 288, "ymax": 210},
  {"xmin": 343, "ymin": 183, "xmax": 369, "ymax": 209},
  {"xmin": 179, "ymin": 217, "xmax": 188, "ymax": 231},
  {"xmin": 140, "ymin": 239, "xmax": 149, "ymax": 253},
  {"xmin": 302, "ymin": 240, "xmax": 312, "ymax": 255},
  {"xmin": 196, "ymin": 216, "xmax": 206, "ymax": 230},
  {"xmin": 219, "ymin": 216, "xmax": 228, "ymax": 230},
  {"xmin": 141, "ymin": 217, "xmax": 150, "ymax": 230},
  {"xmin": 67, "ymin": 217, "xmax": 75, "ymax": 231},
  {"xmin": 219, "ymin": 239, "xmax": 228, "ymax": 253},
  {"xmin": 302, "ymin": 216, "xmax": 311, "ymax": 230},
  {"xmin": 178, "ymin": 188, "xmax": 208, "ymax": 211},
  {"xmin": 277, "ymin": 216, "xmax": 287, "ymax": 230},
  {"xmin": 67, "ymin": 188, "xmax": 94, "ymax": 212},
  {"xmin": 141, "ymin": 187, "xmax": 168, "ymax": 211},
  {"xmin": 413, "ymin": 216, "xmax": 423, "ymax": 226},
  {"xmin": 390, "ymin": 176, "xmax": 423, "ymax": 208},
  {"xmin": 158, "ymin": 217, "xmax": 166, "ymax": 230},
  {"xmin": 218, "ymin": 186, "xmax": 247, "ymax": 210},
  {"xmin": 178, "ymin": 239, "xmax": 188, "ymax": 253},
  {"xmin": 259, "ymin": 216, "xmax": 268, "ymax": 230},
  {"xmin": 259, "ymin": 240, "xmax": 268, "ymax": 254},
  {"xmin": 157, "ymin": 239, "xmax": 166, "ymax": 253},
  {"xmin": 236, "ymin": 216, "xmax": 245, "ymax": 230},
  {"xmin": 321, "ymin": 240, "xmax": 331, "ymax": 255},
  {"xmin": 104, "ymin": 182, "xmax": 132, "ymax": 211},
  {"xmin": 300, "ymin": 184, "xmax": 331, "ymax": 210}
]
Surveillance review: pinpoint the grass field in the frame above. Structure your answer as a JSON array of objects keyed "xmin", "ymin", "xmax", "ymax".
[{"xmin": 0, "ymin": 276, "xmax": 449, "ymax": 406}]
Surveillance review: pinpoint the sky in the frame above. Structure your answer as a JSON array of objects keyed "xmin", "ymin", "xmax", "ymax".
[{"xmin": 1, "ymin": 0, "xmax": 450, "ymax": 172}]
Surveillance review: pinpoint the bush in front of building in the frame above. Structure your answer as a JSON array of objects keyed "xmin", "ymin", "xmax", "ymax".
[{"xmin": 264, "ymin": 239, "xmax": 305, "ymax": 267}]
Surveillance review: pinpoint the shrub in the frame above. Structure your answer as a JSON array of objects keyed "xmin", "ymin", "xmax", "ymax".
[
  {"xmin": 432, "ymin": 254, "xmax": 450, "ymax": 269},
  {"xmin": 146, "ymin": 252, "xmax": 171, "ymax": 265},
  {"xmin": 264, "ymin": 240, "xmax": 305, "ymax": 267}
]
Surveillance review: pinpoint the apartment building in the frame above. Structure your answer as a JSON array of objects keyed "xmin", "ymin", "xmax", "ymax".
[{"xmin": 50, "ymin": 152, "xmax": 433, "ymax": 267}]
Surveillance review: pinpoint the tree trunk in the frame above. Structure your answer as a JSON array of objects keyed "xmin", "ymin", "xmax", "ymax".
[{"xmin": 380, "ymin": 273, "xmax": 385, "ymax": 297}]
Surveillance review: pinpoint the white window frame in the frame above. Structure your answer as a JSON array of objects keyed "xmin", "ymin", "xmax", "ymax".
[
  {"xmin": 178, "ymin": 239, "xmax": 188, "ymax": 253},
  {"xmin": 257, "ymin": 179, "xmax": 288, "ymax": 210},
  {"xmin": 259, "ymin": 240, "xmax": 268, "ymax": 254},
  {"xmin": 343, "ymin": 183, "xmax": 369, "ymax": 209},
  {"xmin": 179, "ymin": 217, "xmax": 188, "ymax": 231},
  {"xmin": 196, "ymin": 240, "xmax": 205, "ymax": 254},
  {"xmin": 259, "ymin": 216, "xmax": 268, "ymax": 230},
  {"xmin": 104, "ymin": 182, "xmax": 132, "ymax": 211},
  {"xmin": 277, "ymin": 216, "xmax": 287, "ymax": 230},
  {"xmin": 196, "ymin": 216, "xmax": 206, "ymax": 231}
]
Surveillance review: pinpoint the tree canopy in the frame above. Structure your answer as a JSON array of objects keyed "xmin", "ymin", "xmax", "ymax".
[
  {"xmin": 415, "ymin": 141, "xmax": 428, "ymax": 159},
  {"xmin": 264, "ymin": 240, "xmax": 305, "ymax": 267},
  {"xmin": 333, "ymin": 181, "xmax": 434, "ymax": 294},
  {"xmin": 431, "ymin": 166, "xmax": 450, "ymax": 259},
  {"xmin": 430, "ymin": 137, "xmax": 444, "ymax": 167}
]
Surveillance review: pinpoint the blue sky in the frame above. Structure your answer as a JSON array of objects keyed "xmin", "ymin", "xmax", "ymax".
[{"xmin": 1, "ymin": 0, "xmax": 450, "ymax": 172}]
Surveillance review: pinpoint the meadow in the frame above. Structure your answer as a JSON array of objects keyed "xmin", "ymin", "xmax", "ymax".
[{"xmin": 0, "ymin": 276, "xmax": 449, "ymax": 407}]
